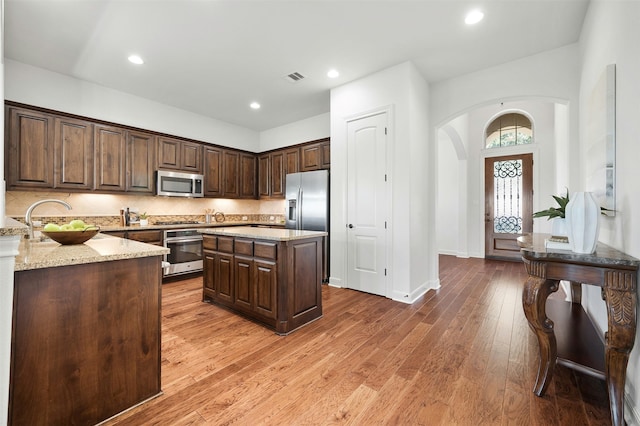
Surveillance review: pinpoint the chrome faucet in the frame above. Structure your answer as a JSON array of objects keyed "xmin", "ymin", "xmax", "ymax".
[{"xmin": 25, "ymin": 199, "xmax": 72, "ymax": 239}]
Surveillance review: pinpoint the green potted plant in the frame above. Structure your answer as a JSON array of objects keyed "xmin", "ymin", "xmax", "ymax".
[
  {"xmin": 139, "ymin": 212, "xmax": 149, "ymax": 226},
  {"xmin": 533, "ymin": 190, "xmax": 570, "ymax": 220},
  {"xmin": 533, "ymin": 190, "xmax": 570, "ymax": 238},
  {"xmin": 533, "ymin": 190, "xmax": 612, "ymax": 238}
]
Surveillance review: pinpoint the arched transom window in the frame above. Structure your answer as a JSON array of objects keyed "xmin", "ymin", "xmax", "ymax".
[{"xmin": 485, "ymin": 113, "xmax": 533, "ymax": 148}]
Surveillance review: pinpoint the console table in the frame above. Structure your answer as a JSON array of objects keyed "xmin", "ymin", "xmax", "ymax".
[{"xmin": 518, "ymin": 234, "xmax": 639, "ymax": 426}]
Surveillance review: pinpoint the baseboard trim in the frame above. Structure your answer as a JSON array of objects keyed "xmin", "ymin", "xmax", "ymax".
[
  {"xmin": 328, "ymin": 277, "xmax": 343, "ymax": 288},
  {"xmin": 391, "ymin": 279, "xmax": 440, "ymax": 304},
  {"xmin": 626, "ymin": 393, "xmax": 640, "ymax": 426}
]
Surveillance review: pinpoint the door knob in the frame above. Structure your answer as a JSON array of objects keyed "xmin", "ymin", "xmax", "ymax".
[{"xmin": 348, "ymin": 224, "xmax": 354, "ymax": 228}]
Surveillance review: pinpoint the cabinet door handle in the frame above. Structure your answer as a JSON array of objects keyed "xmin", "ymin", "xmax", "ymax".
[{"xmin": 348, "ymin": 224, "xmax": 354, "ymax": 229}]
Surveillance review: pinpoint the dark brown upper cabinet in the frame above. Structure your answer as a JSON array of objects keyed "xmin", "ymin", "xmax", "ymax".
[
  {"xmin": 54, "ymin": 116, "xmax": 94, "ymax": 190},
  {"xmin": 284, "ymin": 147, "xmax": 300, "ymax": 175},
  {"xmin": 239, "ymin": 153, "xmax": 257, "ymax": 199},
  {"xmin": 6, "ymin": 107, "xmax": 55, "ymax": 189},
  {"xmin": 94, "ymin": 124, "xmax": 126, "ymax": 192},
  {"xmin": 204, "ymin": 145, "xmax": 223, "ymax": 197},
  {"xmin": 126, "ymin": 130, "xmax": 156, "ymax": 193},
  {"xmin": 300, "ymin": 138, "xmax": 330, "ymax": 172},
  {"xmin": 5, "ymin": 102, "xmax": 328, "ymax": 199},
  {"xmin": 157, "ymin": 137, "xmax": 202, "ymax": 173},
  {"xmin": 258, "ymin": 154, "xmax": 270, "ymax": 199}
]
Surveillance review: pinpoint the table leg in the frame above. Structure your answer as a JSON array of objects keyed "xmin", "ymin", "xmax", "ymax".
[
  {"xmin": 602, "ymin": 274, "xmax": 637, "ymax": 426},
  {"xmin": 522, "ymin": 276, "xmax": 559, "ymax": 396},
  {"xmin": 570, "ymin": 281, "xmax": 582, "ymax": 304}
]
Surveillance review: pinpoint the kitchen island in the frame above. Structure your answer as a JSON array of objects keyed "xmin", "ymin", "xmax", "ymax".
[
  {"xmin": 11, "ymin": 234, "xmax": 168, "ymax": 425},
  {"xmin": 200, "ymin": 226, "xmax": 326, "ymax": 334}
]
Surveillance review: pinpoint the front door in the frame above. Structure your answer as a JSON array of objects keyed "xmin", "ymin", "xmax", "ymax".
[
  {"xmin": 346, "ymin": 112, "xmax": 388, "ymax": 296},
  {"xmin": 484, "ymin": 153, "xmax": 533, "ymax": 260}
]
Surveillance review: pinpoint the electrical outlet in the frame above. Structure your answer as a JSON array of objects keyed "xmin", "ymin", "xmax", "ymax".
[
  {"xmin": 269, "ymin": 216, "xmax": 275, "ymax": 221},
  {"xmin": 242, "ymin": 216, "xmax": 248, "ymax": 221}
]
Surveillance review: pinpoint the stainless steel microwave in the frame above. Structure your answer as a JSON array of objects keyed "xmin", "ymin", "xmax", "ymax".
[{"xmin": 156, "ymin": 170, "xmax": 204, "ymax": 198}]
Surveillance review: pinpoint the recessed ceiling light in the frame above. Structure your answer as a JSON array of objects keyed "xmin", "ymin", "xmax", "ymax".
[
  {"xmin": 327, "ymin": 69, "xmax": 340, "ymax": 79},
  {"xmin": 250, "ymin": 102, "xmax": 261, "ymax": 110},
  {"xmin": 128, "ymin": 55, "xmax": 144, "ymax": 65},
  {"xmin": 465, "ymin": 10, "xmax": 484, "ymax": 25}
]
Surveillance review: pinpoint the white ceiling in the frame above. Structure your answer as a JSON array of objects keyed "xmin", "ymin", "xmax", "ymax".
[{"xmin": 4, "ymin": 0, "xmax": 589, "ymax": 131}]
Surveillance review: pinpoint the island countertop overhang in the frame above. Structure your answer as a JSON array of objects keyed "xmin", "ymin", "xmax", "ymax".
[
  {"xmin": 14, "ymin": 234, "xmax": 169, "ymax": 271},
  {"xmin": 198, "ymin": 226, "xmax": 327, "ymax": 241}
]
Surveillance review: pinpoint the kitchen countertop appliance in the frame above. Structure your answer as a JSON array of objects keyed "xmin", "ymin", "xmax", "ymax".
[
  {"xmin": 285, "ymin": 170, "xmax": 329, "ymax": 281},
  {"xmin": 163, "ymin": 228, "xmax": 203, "ymax": 277}
]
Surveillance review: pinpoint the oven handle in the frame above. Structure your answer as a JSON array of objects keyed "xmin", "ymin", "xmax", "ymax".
[{"xmin": 165, "ymin": 237, "xmax": 203, "ymax": 244}]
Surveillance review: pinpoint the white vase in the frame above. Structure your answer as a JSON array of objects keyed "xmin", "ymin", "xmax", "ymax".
[
  {"xmin": 140, "ymin": 219, "xmax": 149, "ymax": 226},
  {"xmin": 551, "ymin": 218, "xmax": 568, "ymax": 238},
  {"xmin": 565, "ymin": 192, "xmax": 600, "ymax": 254}
]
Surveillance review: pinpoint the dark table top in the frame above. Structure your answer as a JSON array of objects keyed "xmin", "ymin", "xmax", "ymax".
[{"xmin": 517, "ymin": 233, "xmax": 640, "ymax": 269}]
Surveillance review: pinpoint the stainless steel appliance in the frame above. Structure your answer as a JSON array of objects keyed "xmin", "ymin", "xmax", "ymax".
[
  {"xmin": 285, "ymin": 170, "xmax": 329, "ymax": 280},
  {"xmin": 156, "ymin": 170, "xmax": 204, "ymax": 198},
  {"xmin": 163, "ymin": 229, "xmax": 203, "ymax": 277}
]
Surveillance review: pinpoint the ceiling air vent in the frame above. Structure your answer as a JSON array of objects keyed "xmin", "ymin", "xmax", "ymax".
[{"xmin": 284, "ymin": 71, "xmax": 306, "ymax": 83}]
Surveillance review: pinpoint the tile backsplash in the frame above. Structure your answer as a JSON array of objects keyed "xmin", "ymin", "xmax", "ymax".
[{"xmin": 6, "ymin": 191, "xmax": 286, "ymax": 222}]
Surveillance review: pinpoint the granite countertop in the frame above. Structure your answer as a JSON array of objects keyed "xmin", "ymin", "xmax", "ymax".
[
  {"xmin": 517, "ymin": 233, "xmax": 640, "ymax": 268},
  {"xmin": 0, "ymin": 217, "xmax": 29, "ymax": 237},
  {"xmin": 101, "ymin": 221, "xmax": 285, "ymax": 232},
  {"xmin": 199, "ymin": 226, "xmax": 327, "ymax": 241},
  {"xmin": 15, "ymin": 233, "xmax": 169, "ymax": 271}
]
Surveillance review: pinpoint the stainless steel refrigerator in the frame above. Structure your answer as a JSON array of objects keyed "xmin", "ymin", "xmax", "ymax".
[{"xmin": 285, "ymin": 170, "xmax": 329, "ymax": 280}]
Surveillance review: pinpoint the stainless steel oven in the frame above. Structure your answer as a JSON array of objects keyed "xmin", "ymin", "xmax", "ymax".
[{"xmin": 163, "ymin": 229, "xmax": 203, "ymax": 277}]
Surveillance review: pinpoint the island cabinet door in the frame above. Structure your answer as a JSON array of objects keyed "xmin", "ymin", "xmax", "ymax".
[
  {"xmin": 215, "ymin": 253, "xmax": 234, "ymax": 305},
  {"xmin": 203, "ymin": 250, "xmax": 216, "ymax": 298},
  {"xmin": 233, "ymin": 255, "xmax": 254, "ymax": 311},
  {"xmin": 254, "ymin": 259, "xmax": 277, "ymax": 319}
]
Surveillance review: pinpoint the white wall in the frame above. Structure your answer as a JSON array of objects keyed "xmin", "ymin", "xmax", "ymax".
[
  {"xmin": 330, "ymin": 61, "xmax": 437, "ymax": 303},
  {"xmin": 578, "ymin": 1, "xmax": 640, "ymax": 422},
  {"xmin": 436, "ymin": 127, "xmax": 460, "ymax": 256},
  {"xmin": 408, "ymin": 63, "xmax": 435, "ymax": 295},
  {"xmin": 430, "ymin": 44, "xmax": 581, "ymax": 133},
  {"xmin": 438, "ymin": 114, "xmax": 469, "ymax": 257},
  {"xmin": 259, "ymin": 112, "xmax": 329, "ymax": 152},
  {"xmin": 5, "ymin": 60, "xmax": 260, "ymax": 152}
]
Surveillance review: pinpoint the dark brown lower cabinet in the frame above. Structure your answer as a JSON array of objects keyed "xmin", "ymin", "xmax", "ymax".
[
  {"xmin": 202, "ymin": 234, "xmax": 323, "ymax": 334},
  {"xmin": 10, "ymin": 256, "xmax": 162, "ymax": 425}
]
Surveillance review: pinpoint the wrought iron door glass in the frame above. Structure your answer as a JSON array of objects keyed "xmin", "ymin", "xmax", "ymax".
[{"xmin": 493, "ymin": 159, "xmax": 523, "ymax": 234}]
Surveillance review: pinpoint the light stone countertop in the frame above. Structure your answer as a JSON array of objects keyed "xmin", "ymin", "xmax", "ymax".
[
  {"xmin": 15, "ymin": 233, "xmax": 169, "ymax": 271},
  {"xmin": 0, "ymin": 217, "xmax": 29, "ymax": 237},
  {"xmin": 199, "ymin": 226, "xmax": 327, "ymax": 241},
  {"xmin": 101, "ymin": 221, "xmax": 285, "ymax": 232}
]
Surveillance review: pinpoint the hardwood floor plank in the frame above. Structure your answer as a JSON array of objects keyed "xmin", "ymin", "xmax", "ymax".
[
  {"xmin": 322, "ymin": 383, "xmax": 378, "ymax": 424},
  {"xmin": 501, "ymin": 387, "xmax": 531, "ymax": 426},
  {"xmin": 102, "ymin": 256, "xmax": 611, "ymax": 426}
]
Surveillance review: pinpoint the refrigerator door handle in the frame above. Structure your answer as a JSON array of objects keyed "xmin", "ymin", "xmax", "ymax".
[{"xmin": 298, "ymin": 188, "xmax": 303, "ymax": 230}]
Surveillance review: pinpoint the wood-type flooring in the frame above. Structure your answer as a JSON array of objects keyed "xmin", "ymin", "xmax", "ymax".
[{"xmin": 104, "ymin": 255, "xmax": 611, "ymax": 425}]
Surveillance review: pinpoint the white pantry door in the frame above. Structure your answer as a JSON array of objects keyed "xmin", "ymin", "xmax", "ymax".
[{"xmin": 346, "ymin": 112, "xmax": 388, "ymax": 296}]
